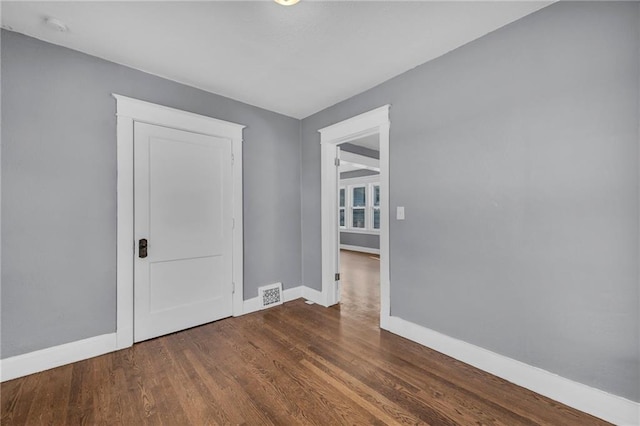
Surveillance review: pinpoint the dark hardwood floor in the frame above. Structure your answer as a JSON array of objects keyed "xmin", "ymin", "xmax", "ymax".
[{"xmin": 1, "ymin": 250, "xmax": 609, "ymax": 425}]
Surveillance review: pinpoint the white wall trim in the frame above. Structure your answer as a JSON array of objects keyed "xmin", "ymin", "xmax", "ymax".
[
  {"xmin": 242, "ymin": 286, "xmax": 305, "ymax": 315},
  {"xmin": 0, "ymin": 333, "xmax": 117, "ymax": 382},
  {"xmin": 319, "ymin": 105, "xmax": 390, "ymax": 143},
  {"xmin": 384, "ymin": 316, "xmax": 640, "ymax": 426},
  {"xmin": 340, "ymin": 244, "xmax": 380, "ymax": 255},
  {"xmin": 113, "ymin": 95, "xmax": 245, "ymax": 139},
  {"xmin": 318, "ymin": 105, "xmax": 390, "ymax": 315},
  {"xmin": 284, "ymin": 285, "xmax": 303, "ymax": 301},
  {"xmin": 242, "ymin": 296, "xmax": 262, "ymax": 315},
  {"xmin": 5, "ymin": 309, "xmax": 636, "ymax": 426},
  {"xmin": 302, "ymin": 286, "xmax": 325, "ymax": 306},
  {"xmin": 231, "ymin": 132, "xmax": 245, "ymax": 319},
  {"xmin": 113, "ymin": 94, "xmax": 245, "ymax": 348},
  {"xmin": 242, "ymin": 286, "xmax": 326, "ymax": 314}
]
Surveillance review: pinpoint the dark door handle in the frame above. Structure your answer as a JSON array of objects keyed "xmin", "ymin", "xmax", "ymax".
[{"xmin": 139, "ymin": 239, "xmax": 148, "ymax": 258}]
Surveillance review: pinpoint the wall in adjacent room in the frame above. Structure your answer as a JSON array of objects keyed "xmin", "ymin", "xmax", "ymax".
[{"xmin": 340, "ymin": 232, "xmax": 379, "ymax": 250}]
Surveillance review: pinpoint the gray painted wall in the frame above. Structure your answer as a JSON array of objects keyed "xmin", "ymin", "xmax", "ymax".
[
  {"xmin": 340, "ymin": 232, "xmax": 379, "ymax": 250},
  {"xmin": 340, "ymin": 142, "xmax": 379, "ymax": 159},
  {"xmin": 302, "ymin": 2, "xmax": 640, "ymax": 401},
  {"xmin": 1, "ymin": 30, "xmax": 301, "ymax": 358},
  {"xmin": 340, "ymin": 169, "xmax": 379, "ymax": 180}
]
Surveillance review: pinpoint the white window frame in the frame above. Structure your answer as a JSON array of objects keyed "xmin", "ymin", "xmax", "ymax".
[
  {"xmin": 350, "ymin": 184, "xmax": 368, "ymax": 230},
  {"xmin": 371, "ymin": 183, "xmax": 381, "ymax": 230},
  {"xmin": 339, "ymin": 186, "xmax": 346, "ymax": 229}
]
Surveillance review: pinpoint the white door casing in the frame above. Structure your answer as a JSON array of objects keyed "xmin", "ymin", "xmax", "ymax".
[
  {"xmin": 318, "ymin": 105, "xmax": 390, "ymax": 326},
  {"xmin": 114, "ymin": 94, "xmax": 245, "ymax": 349},
  {"xmin": 335, "ymin": 145, "xmax": 342, "ymax": 303},
  {"xmin": 133, "ymin": 123, "xmax": 233, "ymax": 342}
]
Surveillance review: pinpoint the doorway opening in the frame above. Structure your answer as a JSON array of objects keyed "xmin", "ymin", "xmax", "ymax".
[
  {"xmin": 318, "ymin": 105, "xmax": 390, "ymax": 327},
  {"xmin": 337, "ymin": 135, "xmax": 382, "ymax": 320}
]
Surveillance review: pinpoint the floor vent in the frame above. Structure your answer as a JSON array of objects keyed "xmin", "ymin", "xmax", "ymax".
[{"xmin": 259, "ymin": 282, "xmax": 283, "ymax": 309}]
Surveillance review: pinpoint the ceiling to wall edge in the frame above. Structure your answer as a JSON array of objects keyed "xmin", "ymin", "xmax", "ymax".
[{"xmin": 0, "ymin": 2, "xmax": 552, "ymax": 120}]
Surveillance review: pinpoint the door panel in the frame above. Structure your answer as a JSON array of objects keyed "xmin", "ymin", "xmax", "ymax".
[
  {"xmin": 149, "ymin": 136, "xmax": 224, "ymax": 260},
  {"xmin": 149, "ymin": 257, "xmax": 223, "ymax": 313},
  {"xmin": 134, "ymin": 122, "xmax": 233, "ymax": 343}
]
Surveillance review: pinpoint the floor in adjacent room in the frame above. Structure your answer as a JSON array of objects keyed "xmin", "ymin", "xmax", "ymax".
[{"xmin": 1, "ymin": 250, "xmax": 609, "ymax": 425}]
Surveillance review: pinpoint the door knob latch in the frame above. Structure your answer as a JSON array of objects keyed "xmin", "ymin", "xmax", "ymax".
[{"xmin": 139, "ymin": 239, "xmax": 148, "ymax": 258}]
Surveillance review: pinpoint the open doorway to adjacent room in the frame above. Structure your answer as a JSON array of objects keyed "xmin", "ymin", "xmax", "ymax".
[
  {"xmin": 337, "ymin": 135, "xmax": 381, "ymax": 320},
  {"xmin": 318, "ymin": 105, "xmax": 390, "ymax": 326}
]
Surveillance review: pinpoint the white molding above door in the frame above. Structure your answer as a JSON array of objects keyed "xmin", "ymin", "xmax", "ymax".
[
  {"xmin": 318, "ymin": 105, "xmax": 390, "ymax": 319},
  {"xmin": 113, "ymin": 94, "xmax": 245, "ymax": 350}
]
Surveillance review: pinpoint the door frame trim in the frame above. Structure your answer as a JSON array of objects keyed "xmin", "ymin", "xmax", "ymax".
[
  {"xmin": 113, "ymin": 94, "xmax": 245, "ymax": 349},
  {"xmin": 318, "ymin": 105, "xmax": 390, "ymax": 326}
]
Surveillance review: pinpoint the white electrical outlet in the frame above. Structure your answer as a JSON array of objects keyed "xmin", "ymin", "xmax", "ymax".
[{"xmin": 396, "ymin": 206, "xmax": 405, "ymax": 220}]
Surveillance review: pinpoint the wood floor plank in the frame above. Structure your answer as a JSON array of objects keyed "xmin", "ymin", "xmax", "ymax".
[
  {"xmin": 264, "ymin": 304, "xmax": 531, "ymax": 425},
  {"xmin": 239, "ymin": 321, "xmax": 385, "ymax": 425},
  {"xmin": 0, "ymin": 250, "xmax": 611, "ymax": 425},
  {"xmin": 1, "ymin": 373, "xmax": 40, "ymax": 425},
  {"xmin": 300, "ymin": 358, "xmax": 425, "ymax": 426},
  {"xmin": 218, "ymin": 319, "xmax": 344, "ymax": 425},
  {"xmin": 284, "ymin": 325, "xmax": 460, "ymax": 425}
]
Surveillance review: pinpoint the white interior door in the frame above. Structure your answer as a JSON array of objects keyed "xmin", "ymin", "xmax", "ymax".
[{"xmin": 134, "ymin": 122, "xmax": 233, "ymax": 342}]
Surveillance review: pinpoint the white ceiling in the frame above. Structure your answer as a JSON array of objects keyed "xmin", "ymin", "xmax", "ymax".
[
  {"xmin": 1, "ymin": 1, "xmax": 550, "ymax": 119},
  {"xmin": 340, "ymin": 151, "xmax": 380, "ymax": 174},
  {"xmin": 340, "ymin": 135, "xmax": 379, "ymax": 172}
]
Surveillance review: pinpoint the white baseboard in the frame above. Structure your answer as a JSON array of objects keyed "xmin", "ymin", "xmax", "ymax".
[
  {"xmin": 340, "ymin": 244, "xmax": 380, "ymax": 255},
  {"xmin": 9, "ymin": 299, "xmax": 633, "ymax": 426},
  {"xmin": 243, "ymin": 285, "xmax": 304, "ymax": 315},
  {"xmin": 0, "ymin": 333, "xmax": 117, "ymax": 382},
  {"xmin": 383, "ymin": 315, "xmax": 640, "ymax": 426},
  {"xmin": 285, "ymin": 285, "xmax": 303, "ymax": 301},
  {"xmin": 2, "ymin": 284, "xmax": 308, "ymax": 381},
  {"xmin": 1, "ymin": 285, "xmax": 323, "ymax": 383},
  {"xmin": 302, "ymin": 286, "xmax": 325, "ymax": 305},
  {"xmin": 242, "ymin": 296, "xmax": 262, "ymax": 315}
]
